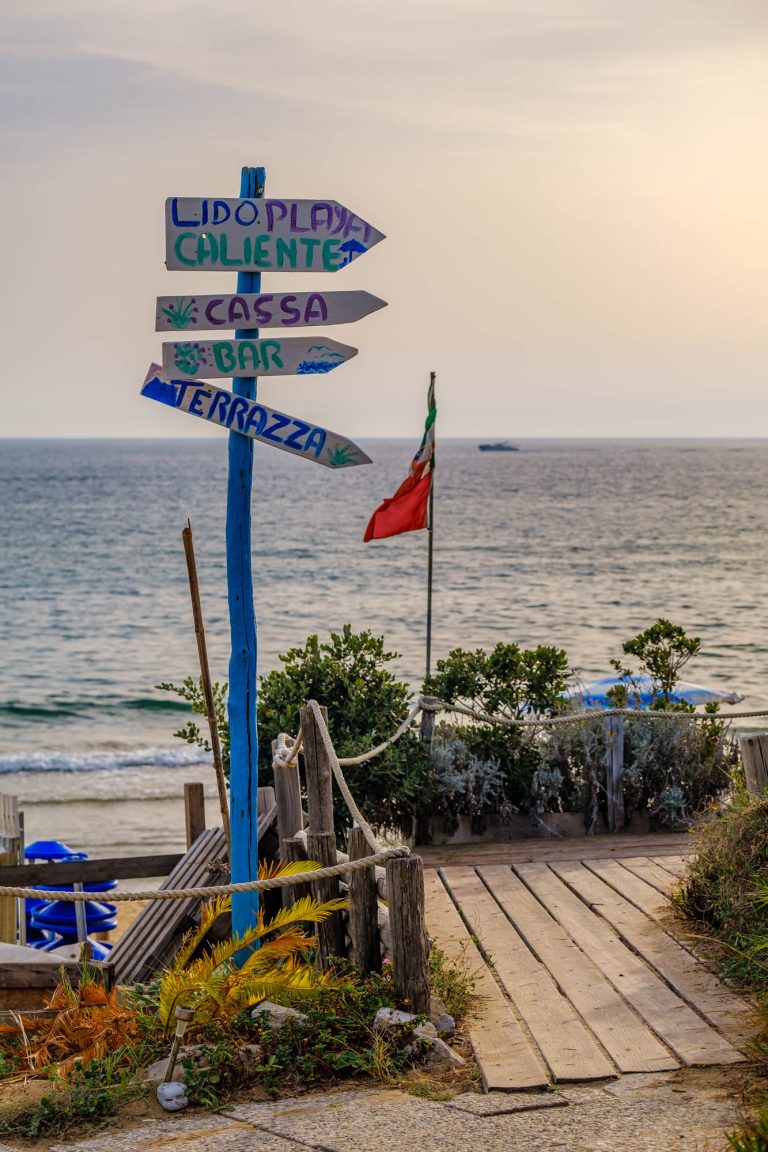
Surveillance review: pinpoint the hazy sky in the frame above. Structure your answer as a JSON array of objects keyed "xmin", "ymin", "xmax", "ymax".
[{"xmin": 2, "ymin": 1, "xmax": 767, "ymax": 438}]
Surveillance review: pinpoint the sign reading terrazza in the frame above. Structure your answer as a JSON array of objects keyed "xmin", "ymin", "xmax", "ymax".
[
  {"xmin": 155, "ymin": 291, "xmax": 387, "ymax": 332},
  {"xmin": 165, "ymin": 198, "xmax": 386, "ymax": 272},
  {"xmin": 141, "ymin": 365, "xmax": 370, "ymax": 469},
  {"xmin": 162, "ymin": 337, "xmax": 357, "ymax": 380}
]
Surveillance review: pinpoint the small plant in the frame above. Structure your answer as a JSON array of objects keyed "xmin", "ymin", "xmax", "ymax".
[
  {"xmin": 428, "ymin": 941, "xmax": 478, "ymax": 1020},
  {"xmin": 181, "ymin": 1040, "xmax": 239, "ymax": 1110},
  {"xmin": 610, "ymin": 618, "xmax": 701, "ymax": 703},
  {"xmin": 157, "ymin": 878, "xmax": 350, "ymax": 1032}
]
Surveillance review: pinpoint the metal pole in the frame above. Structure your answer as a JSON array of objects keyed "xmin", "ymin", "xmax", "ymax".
[
  {"xmin": 227, "ymin": 165, "xmax": 265, "ymax": 945},
  {"xmin": 425, "ymin": 370, "xmax": 436, "ymax": 680},
  {"xmin": 182, "ymin": 522, "xmax": 231, "ymax": 851}
]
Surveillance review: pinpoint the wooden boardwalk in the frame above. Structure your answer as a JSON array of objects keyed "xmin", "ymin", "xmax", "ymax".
[{"xmin": 421, "ymin": 834, "xmax": 753, "ymax": 1092}]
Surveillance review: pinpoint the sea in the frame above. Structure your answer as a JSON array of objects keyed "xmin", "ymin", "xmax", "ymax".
[{"xmin": 1, "ymin": 437, "xmax": 767, "ymax": 861}]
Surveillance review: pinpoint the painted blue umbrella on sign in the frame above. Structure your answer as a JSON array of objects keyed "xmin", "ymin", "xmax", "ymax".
[{"xmin": 566, "ymin": 675, "xmax": 744, "ymax": 710}]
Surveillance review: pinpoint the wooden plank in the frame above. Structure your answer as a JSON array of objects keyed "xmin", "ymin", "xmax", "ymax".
[
  {"xmin": 618, "ymin": 857, "xmax": 680, "ymax": 896},
  {"xmin": 516, "ymin": 863, "xmax": 742, "ymax": 1067},
  {"xmin": 419, "ymin": 834, "xmax": 697, "ymax": 869},
  {"xmin": 648, "ymin": 855, "xmax": 687, "ymax": 879},
  {"xmin": 550, "ymin": 861, "xmax": 753, "ymax": 1051},
  {"xmin": 738, "ymin": 733, "xmax": 768, "ymax": 796},
  {"xmin": 184, "ymin": 783, "xmax": 206, "ymax": 848},
  {"xmin": 141, "ymin": 365, "xmax": 371, "ymax": 471},
  {"xmin": 479, "ymin": 865, "xmax": 677, "ymax": 1074},
  {"xmin": 0, "ymin": 853, "xmax": 184, "ymax": 887},
  {"xmin": 106, "ymin": 827, "xmax": 227, "ymax": 987},
  {"xmin": 162, "ymin": 336, "xmax": 357, "ymax": 380},
  {"xmin": 156, "ymin": 291, "xmax": 387, "ymax": 333},
  {"xmin": 388, "ymin": 856, "xmax": 430, "ymax": 1014},
  {"xmin": 442, "ymin": 867, "xmax": 615, "ymax": 1082},
  {"xmin": 584, "ymin": 859, "xmax": 671, "ymax": 922},
  {"xmin": 165, "ymin": 197, "xmax": 385, "ymax": 272},
  {"xmin": 423, "ymin": 870, "xmax": 548, "ymax": 1091}
]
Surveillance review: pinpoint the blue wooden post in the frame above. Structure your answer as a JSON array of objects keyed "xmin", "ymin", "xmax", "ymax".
[{"xmin": 227, "ymin": 164, "xmax": 265, "ymax": 944}]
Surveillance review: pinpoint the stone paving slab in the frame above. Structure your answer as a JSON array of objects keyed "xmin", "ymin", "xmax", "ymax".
[
  {"xmin": 231, "ymin": 1082, "xmax": 741, "ymax": 1152},
  {"xmin": 49, "ymin": 1114, "xmax": 302, "ymax": 1152}
]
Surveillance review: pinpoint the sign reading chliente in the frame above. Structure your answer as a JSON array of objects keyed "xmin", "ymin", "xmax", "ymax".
[
  {"xmin": 156, "ymin": 291, "xmax": 386, "ymax": 332},
  {"xmin": 142, "ymin": 365, "xmax": 370, "ymax": 470},
  {"xmin": 162, "ymin": 337, "xmax": 357, "ymax": 380},
  {"xmin": 166, "ymin": 198, "xmax": 385, "ymax": 272}
]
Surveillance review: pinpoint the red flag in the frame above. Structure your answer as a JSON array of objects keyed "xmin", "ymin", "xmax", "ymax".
[{"xmin": 364, "ymin": 378, "xmax": 436, "ymax": 542}]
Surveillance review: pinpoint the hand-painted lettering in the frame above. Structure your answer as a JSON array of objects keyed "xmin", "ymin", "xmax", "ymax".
[
  {"xmin": 311, "ymin": 203, "xmax": 334, "ymax": 232},
  {"xmin": 209, "ymin": 389, "xmax": 231, "ymax": 423},
  {"xmin": 289, "ymin": 203, "xmax": 309, "ymax": 233},
  {"xmin": 213, "ymin": 343, "xmax": 236, "ymax": 373},
  {"xmin": 234, "ymin": 200, "xmax": 258, "ymax": 226},
  {"xmin": 205, "ymin": 299, "xmax": 226, "ymax": 326},
  {"xmin": 228, "ymin": 395, "xmax": 250, "ymax": 432},
  {"xmin": 170, "ymin": 199, "xmax": 202, "ymax": 228},
  {"xmin": 304, "ymin": 294, "xmax": 328, "ymax": 323},
  {"xmin": 253, "ymin": 236, "xmax": 271, "ymax": 267},
  {"xmin": 218, "ymin": 234, "xmax": 243, "ymax": 267},
  {"xmin": 322, "ymin": 240, "xmax": 343, "ymax": 271},
  {"xmin": 276, "ymin": 237, "xmax": 298, "ymax": 269},
  {"xmin": 197, "ymin": 233, "xmax": 219, "ymax": 265},
  {"xmin": 260, "ymin": 340, "xmax": 283, "ymax": 368},
  {"xmin": 174, "ymin": 233, "xmax": 197, "ymax": 266},
  {"xmin": 252, "ymin": 294, "xmax": 274, "ymax": 324},
  {"xmin": 280, "ymin": 295, "xmax": 301, "ymax": 325},
  {"xmin": 237, "ymin": 341, "xmax": 260, "ymax": 372},
  {"xmin": 304, "ymin": 426, "xmax": 327, "ymax": 458},
  {"xmin": 263, "ymin": 413, "xmax": 290, "ymax": 443},
  {"xmin": 300, "ymin": 237, "xmax": 321, "ymax": 268},
  {"xmin": 227, "ymin": 297, "xmax": 250, "ymax": 325},
  {"xmin": 242, "ymin": 404, "xmax": 267, "ymax": 436},
  {"xmin": 211, "ymin": 200, "xmax": 231, "ymax": 226},
  {"xmin": 284, "ymin": 418, "xmax": 310, "ymax": 450},
  {"xmin": 265, "ymin": 200, "xmax": 287, "ymax": 230},
  {"xmin": 189, "ymin": 387, "xmax": 211, "ymax": 415}
]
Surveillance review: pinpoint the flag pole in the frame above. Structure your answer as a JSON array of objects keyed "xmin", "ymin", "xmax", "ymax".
[{"xmin": 426, "ymin": 370, "xmax": 436, "ymax": 679}]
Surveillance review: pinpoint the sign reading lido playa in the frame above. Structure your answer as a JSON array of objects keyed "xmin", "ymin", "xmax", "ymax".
[
  {"xmin": 165, "ymin": 198, "xmax": 385, "ymax": 271},
  {"xmin": 155, "ymin": 291, "xmax": 387, "ymax": 332},
  {"xmin": 162, "ymin": 337, "xmax": 357, "ymax": 380},
  {"xmin": 141, "ymin": 365, "xmax": 370, "ymax": 470}
]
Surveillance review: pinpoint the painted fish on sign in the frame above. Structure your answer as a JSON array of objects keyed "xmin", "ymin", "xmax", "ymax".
[
  {"xmin": 140, "ymin": 365, "xmax": 371, "ymax": 470},
  {"xmin": 165, "ymin": 198, "xmax": 385, "ymax": 272},
  {"xmin": 162, "ymin": 337, "xmax": 357, "ymax": 380},
  {"xmin": 155, "ymin": 291, "xmax": 387, "ymax": 332}
]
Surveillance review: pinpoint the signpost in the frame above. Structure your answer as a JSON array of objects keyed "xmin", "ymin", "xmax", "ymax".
[
  {"xmin": 161, "ymin": 337, "xmax": 357, "ymax": 380},
  {"xmin": 155, "ymin": 291, "xmax": 386, "ymax": 332},
  {"xmin": 142, "ymin": 366, "xmax": 371, "ymax": 469},
  {"xmin": 144, "ymin": 166, "xmax": 386, "ymax": 948},
  {"xmin": 166, "ymin": 197, "xmax": 385, "ymax": 272}
]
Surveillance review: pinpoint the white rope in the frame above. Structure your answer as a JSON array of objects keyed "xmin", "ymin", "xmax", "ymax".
[
  {"xmin": 337, "ymin": 699, "xmax": 423, "ymax": 765},
  {"xmin": 308, "ymin": 700, "xmax": 396, "ymax": 855},
  {"xmin": 431, "ymin": 697, "xmax": 768, "ymax": 728},
  {"xmin": 0, "ymin": 846, "xmax": 408, "ymax": 903}
]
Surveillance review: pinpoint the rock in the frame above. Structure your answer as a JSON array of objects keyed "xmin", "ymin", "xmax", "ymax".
[
  {"xmin": 156, "ymin": 1081, "xmax": 189, "ymax": 1111},
  {"xmin": 236, "ymin": 1043, "xmax": 265, "ymax": 1070},
  {"xmin": 431, "ymin": 1012, "xmax": 456, "ymax": 1037},
  {"xmin": 422, "ymin": 1036, "xmax": 466, "ymax": 1069},
  {"xmin": 373, "ymin": 1007, "xmax": 417, "ymax": 1033},
  {"xmin": 251, "ymin": 1001, "xmax": 307, "ymax": 1029},
  {"xmin": 413, "ymin": 1022, "xmax": 438, "ymax": 1040},
  {"xmin": 144, "ymin": 1044, "xmax": 205, "ymax": 1085}
]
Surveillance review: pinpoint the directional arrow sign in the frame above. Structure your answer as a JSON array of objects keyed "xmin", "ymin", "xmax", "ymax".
[
  {"xmin": 155, "ymin": 291, "xmax": 387, "ymax": 332},
  {"xmin": 141, "ymin": 364, "xmax": 370, "ymax": 470},
  {"xmin": 162, "ymin": 337, "xmax": 357, "ymax": 380},
  {"xmin": 165, "ymin": 198, "xmax": 385, "ymax": 272}
]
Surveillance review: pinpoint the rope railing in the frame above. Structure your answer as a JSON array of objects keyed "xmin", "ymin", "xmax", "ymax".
[{"xmin": 0, "ymin": 846, "xmax": 409, "ymax": 903}]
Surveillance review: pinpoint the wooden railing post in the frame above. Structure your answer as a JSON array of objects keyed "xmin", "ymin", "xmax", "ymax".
[
  {"xmin": 307, "ymin": 830, "xmax": 347, "ymax": 967},
  {"xmin": 604, "ymin": 715, "xmax": 625, "ymax": 833},
  {"xmin": 272, "ymin": 735, "xmax": 304, "ymax": 846},
  {"xmin": 281, "ymin": 835, "xmax": 312, "ymax": 908},
  {"xmin": 386, "ymin": 854, "xmax": 430, "ymax": 1014},
  {"xmin": 300, "ymin": 703, "xmax": 334, "ymax": 834},
  {"xmin": 419, "ymin": 696, "xmax": 438, "ymax": 751},
  {"xmin": 738, "ymin": 733, "xmax": 768, "ymax": 796},
  {"xmin": 184, "ymin": 782, "xmax": 206, "ymax": 849},
  {"xmin": 347, "ymin": 826, "xmax": 381, "ymax": 973}
]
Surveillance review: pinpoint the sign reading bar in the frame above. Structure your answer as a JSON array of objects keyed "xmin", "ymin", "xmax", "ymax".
[
  {"xmin": 155, "ymin": 291, "xmax": 387, "ymax": 332},
  {"xmin": 165, "ymin": 198, "xmax": 385, "ymax": 272},
  {"xmin": 161, "ymin": 337, "xmax": 357, "ymax": 380},
  {"xmin": 141, "ymin": 365, "xmax": 371, "ymax": 470}
]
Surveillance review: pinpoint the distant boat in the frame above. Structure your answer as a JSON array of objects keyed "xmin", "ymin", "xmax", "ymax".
[{"xmin": 478, "ymin": 441, "xmax": 519, "ymax": 452}]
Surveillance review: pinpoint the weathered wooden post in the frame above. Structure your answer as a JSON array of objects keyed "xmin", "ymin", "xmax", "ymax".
[
  {"xmin": 281, "ymin": 836, "xmax": 312, "ymax": 907},
  {"xmin": 386, "ymin": 854, "xmax": 430, "ymax": 1014},
  {"xmin": 738, "ymin": 733, "xmax": 768, "ymax": 796},
  {"xmin": 604, "ymin": 715, "xmax": 625, "ymax": 832},
  {"xmin": 301, "ymin": 703, "xmax": 346, "ymax": 965},
  {"xmin": 272, "ymin": 735, "xmax": 304, "ymax": 846},
  {"xmin": 347, "ymin": 826, "xmax": 381, "ymax": 973},
  {"xmin": 184, "ymin": 782, "xmax": 206, "ymax": 849},
  {"xmin": 419, "ymin": 696, "xmax": 438, "ymax": 752}
]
